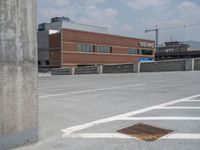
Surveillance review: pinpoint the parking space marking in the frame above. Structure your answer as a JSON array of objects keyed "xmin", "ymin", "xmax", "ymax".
[
  {"xmin": 154, "ymin": 107, "xmax": 200, "ymax": 109},
  {"xmin": 63, "ymin": 133, "xmax": 200, "ymax": 140},
  {"xmin": 118, "ymin": 117, "xmax": 200, "ymax": 121},
  {"xmin": 63, "ymin": 133, "xmax": 133, "ymax": 139},
  {"xmin": 163, "ymin": 133, "xmax": 200, "ymax": 139},
  {"xmin": 40, "ymin": 83, "xmax": 145, "ymax": 99},
  {"xmin": 182, "ymin": 99, "xmax": 200, "ymax": 102},
  {"xmin": 62, "ymin": 94, "xmax": 200, "ymax": 139},
  {"xmin": 39, "ymin": 85, "xmax": 70, "ymax": 90}
]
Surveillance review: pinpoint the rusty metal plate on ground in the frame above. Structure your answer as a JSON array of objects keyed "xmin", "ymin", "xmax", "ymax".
[{"xmin": 117, "ymin": 123, "xmax": 173, "ymax": 141}]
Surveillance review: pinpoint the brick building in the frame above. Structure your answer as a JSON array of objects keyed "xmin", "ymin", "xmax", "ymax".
[{"xmin": 38, "ymin": 17, "xmax": 155, "ymax": 68}]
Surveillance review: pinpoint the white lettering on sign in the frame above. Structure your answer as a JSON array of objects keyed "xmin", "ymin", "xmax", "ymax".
[{"xmin": 139, "ymin": 41, "xmax": 155, "ymax": 48}]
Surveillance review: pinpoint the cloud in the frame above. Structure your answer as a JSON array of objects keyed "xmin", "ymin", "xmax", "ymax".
[
  {"xmin": 178, "ymin": 1, "xmax": 199, "ymax": 10},
  {"xmin": 121, "ymin": 24, "xmax": 134, "ymax": 33},
  {"xmin": 143, "ymin": 1, "xmax": 200, "ymax": 42},
  {"xmin": 140, "ymin": 1, "xmax": 200, "ymax": 27},
  {"xmin": 82, "ymin": 0, "xmax": 107, "ymax": 5},
  {"xmin": 177, "ymin": 1, "xmax": 200, "ymax": 22},
  {"xmin": 37, "ymin": 0, "xmax": 200, "ymax": 42},
  {"xmin": 37, "ymin": 0, "xmax": 118, "ymax": 30},
  {"xmin": 121, "ymin": 0, "xmax": 170, "ymax": 10},
  {"xmin": 79, "ymin": 6, "xmax": 118, "ymax": 29}
]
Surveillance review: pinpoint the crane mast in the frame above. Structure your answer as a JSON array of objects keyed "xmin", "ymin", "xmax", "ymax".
[{"xmin": 145, "ymin": 27, "xmax": 159, "ymax": 51}]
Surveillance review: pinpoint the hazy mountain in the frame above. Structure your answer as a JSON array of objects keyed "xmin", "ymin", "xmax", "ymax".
[{"xmin": 185, "ymin": 40, "xmax": 200, "ymax": 49}]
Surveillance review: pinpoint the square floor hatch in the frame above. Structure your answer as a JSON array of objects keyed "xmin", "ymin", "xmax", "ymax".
[{"xmin": 117, "ymin": 123, "xmax": 173, "ymax": 141}]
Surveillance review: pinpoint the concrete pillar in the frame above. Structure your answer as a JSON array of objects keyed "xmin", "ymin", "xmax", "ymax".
[
  {"xmin": 97, "ymin": 65, "xmax": 103, "ymax": 74},
  {"xmin": 0, "ymin": 0, "xmax": 38, "ymax": 149},
  {"xmin": 133, "ymin": 63, "xmax": 141, "ymax": 73},
  {"xmin": 70, "ymin": 67, "xmax": 75, "ymax": 75},
  {"xmin": 185, "ymin": 59, "xmax": 194, "ymax": 71},
  {"xmin": 192, "ymin": 59, "xmax": 195, "ymax": 71}
]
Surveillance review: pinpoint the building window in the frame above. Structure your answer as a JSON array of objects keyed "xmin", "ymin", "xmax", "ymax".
[
  {"xmin": 38, "ymin": 61, "xmax": 41, "ymax": 66},
  {"xmin": 46, "ymin": 60, "xmax": 50, "ymax": 65},
  {"xmin": 141, "ymin": 50, "xmax": 153, "ymax": 55},
  {"xmin": 96, "ymin": 45, "xmax": 111, "ymax": 53},
  {"xmin": 77, "ymin": 45, "xmax": 81, "ymax": 51},
  {"xmin": 77, "ymin": 44, "xmax": 112, "ymax": 53},
  {"xmin": 128, "ymin": 48, "xmax": 138, "ymax": 55},
  {"xmin": 140, "ymin": 57, "xmax": 153, "ymax": 62},
  {"xmin": 77, "ymin": 44, "xmax": 93, "ymax": 52}
]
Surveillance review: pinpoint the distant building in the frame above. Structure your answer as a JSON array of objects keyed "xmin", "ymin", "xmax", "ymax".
[
  {"xmin": 157, "ymin": 41, "xmax": 189, "ymax": 53},
  {"xmin": 37, "ymin": 17, "xmax": 155, "ymax": 68},
  {"xmin": 156, "ymin": 41, "xmax": 200, "ymax": 60}
]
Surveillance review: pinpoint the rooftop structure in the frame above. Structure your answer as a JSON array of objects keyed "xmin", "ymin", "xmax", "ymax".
[
  {"xmin": 156, "ymin": 41, "xmax": 200, "ymax": 60},
  {"xmin": 157, "ymin": 41, "xmax": 189, "ymax": 53},
  {"xmin": 38, "ymin": 17, "xmax": 109, "ymax": 34}
]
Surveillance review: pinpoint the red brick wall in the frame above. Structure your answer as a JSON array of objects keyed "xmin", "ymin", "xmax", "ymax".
[
  {"xmin": 63, "ymin": 42, "xmax": 76, "ymax": 51},
  {"xmin": 62, "ymin": 52, "xmax": 141, "ymax": 67},
  {"xmin": 49, "ymin": 29, "xmax": 155, "ymax": 67},
  {"xmin": 49, "ymin": 49, "xmax": 61, "ymax": 67},
  {"xmin": 49, "ymin": 33, "xmax": 61, "ymax": 48},
  {"xmin": 112, "ymin": 47, "xmax": 128, "ymax": 54},
  {"xmin": 61, "ymin": 29, "xmax": 154, "ymax": 48},
  {"xmin": 49, "ymin": 33, "xmax": 61, "ymax": 67}
]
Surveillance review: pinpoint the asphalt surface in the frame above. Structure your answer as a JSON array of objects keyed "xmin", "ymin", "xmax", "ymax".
[{"xmin": 15, "ymin": 71, "xmax": 200, "ymax": 150}]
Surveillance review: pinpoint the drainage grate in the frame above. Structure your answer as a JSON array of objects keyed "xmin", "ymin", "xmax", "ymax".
[{"xmin": 117, "ymin": 123, "xmax": 173, "ymax": 141}]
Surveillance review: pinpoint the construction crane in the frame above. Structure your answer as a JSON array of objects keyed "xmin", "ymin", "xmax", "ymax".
[
  {"xmin": 145, "ymin": 24, "xmax": 200, "ymax": 51},
  {"xmin": 145, "ymin": 25, "xmax": 159, "ymax": 48}
]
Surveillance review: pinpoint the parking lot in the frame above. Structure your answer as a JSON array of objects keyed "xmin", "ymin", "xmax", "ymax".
[{"xmin": 16, "ymin": 71, "xmax": 200, "ymax": 150}]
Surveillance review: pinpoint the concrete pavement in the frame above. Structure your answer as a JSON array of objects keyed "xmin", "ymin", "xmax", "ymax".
[{"xmin": 15, "ymin": 71, "xmax": 200, "ymax": 150}]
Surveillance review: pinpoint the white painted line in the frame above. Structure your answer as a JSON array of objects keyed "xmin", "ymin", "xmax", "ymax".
[
  {"xmin": 62, "ymin": 94, "xmax": 200, "ymax": 137},
  {"xmin": 63, "ymin": 133, "xmax": 200, "ymax": 140},
  {"xmin": 118, "ymin": 117, "xmax": 200, "ymax": 121},
  {"xmin": 154, "ymin": 107, "xmax": 200, "ymax": 110},
  {"xmin": 39, "ymin": 83, "xmax": 145, "ymax": 99},
  {"xmin": 182, "ymin": 100, "xmax": 200, "ymax": 102},
  {"xmin": 39, "ymin": 83, "xmax": 92, "ymax": 90},
  {"xmin": 63, "ymin": 133, "xmax": 133, "ymax": 139},
  {"xmin": 38, "ymin": 73, "xmax": 51, "ymax": 77},
  {"xmin": 162, "ymin": 133, "xmax": 200, "ymax": 139},
  {"xmin": 39, "ymin": 85, "xmax": 69, "ymax": 90}
]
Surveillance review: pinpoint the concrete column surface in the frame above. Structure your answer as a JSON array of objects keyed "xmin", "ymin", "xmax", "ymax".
[
  {"xmin": 185, "ymin": 59, "xmax": 194, "ymax": 71},
  {"xmin": 97, "ymin": 65, "xmax": 103, "ymax": 74},
  {"xmin": 70, "ymin": 67, "xmax": 75, "ymax": 75},
  {"xmin": 0, "ymin": 0, "xmax": 38, "ymax": 149},
  {"xmin": 133, "ymin": 63, "xmax": 140, "ymax": 73}
]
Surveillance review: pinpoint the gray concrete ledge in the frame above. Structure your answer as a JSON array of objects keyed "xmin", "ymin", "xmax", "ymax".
[{"xmin": 49, "ymin": 58, "xmax": 200, "ymax": 75}]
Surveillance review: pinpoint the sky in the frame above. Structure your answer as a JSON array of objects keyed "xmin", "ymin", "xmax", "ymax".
[{"xmin": 37, "ymin": 0, "xmax": 200, "ymax": 44}]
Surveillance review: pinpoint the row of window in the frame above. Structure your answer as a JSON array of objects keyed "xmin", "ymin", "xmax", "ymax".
[
  {"xmin": 96, "ymin": 46, "xmax": 111, "ymax": 53},
  {"xmin": 77, "ymin": 44, "xmax": 112, "ymax": 53},
  {"xmin": 128, "ymin": 48, "xmax": 153, "ymax": 55},
  {"xmin": 38, "ymin": 60, "xmax": 49, "ymax": 66},
  {"xmin": 77, "ymin": 44, "xmax": 153, "ymax": 55},
  {"xmin": 77, "ymin": 44, "xmax": 93, "ymax": 52}
]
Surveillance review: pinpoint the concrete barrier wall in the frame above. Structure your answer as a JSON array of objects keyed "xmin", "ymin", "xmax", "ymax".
[
  {"xmin": 140, "ymin": 60, "xmax": 186, "ymax": 72},
  {"xmin": 51, "ymin": 68, "xmax": 71, "ymax": 75},
  {"xmin": 50, "ymin": 58, "xmax": 200, "ymax": 75},
  {"xmin": 0, "ymin": 1, "xmax": 38, "ymax": 149},
  {"xmin": 75, "ymin": 66, "xmax": 98, "ymax": 75},
  {"xmin": 103, "ymin": 64, "xmax": 134, "ymax": 74},
  {"xmin": 194, "ymin": 59, "xmax": 200, "ymax": 71}
]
